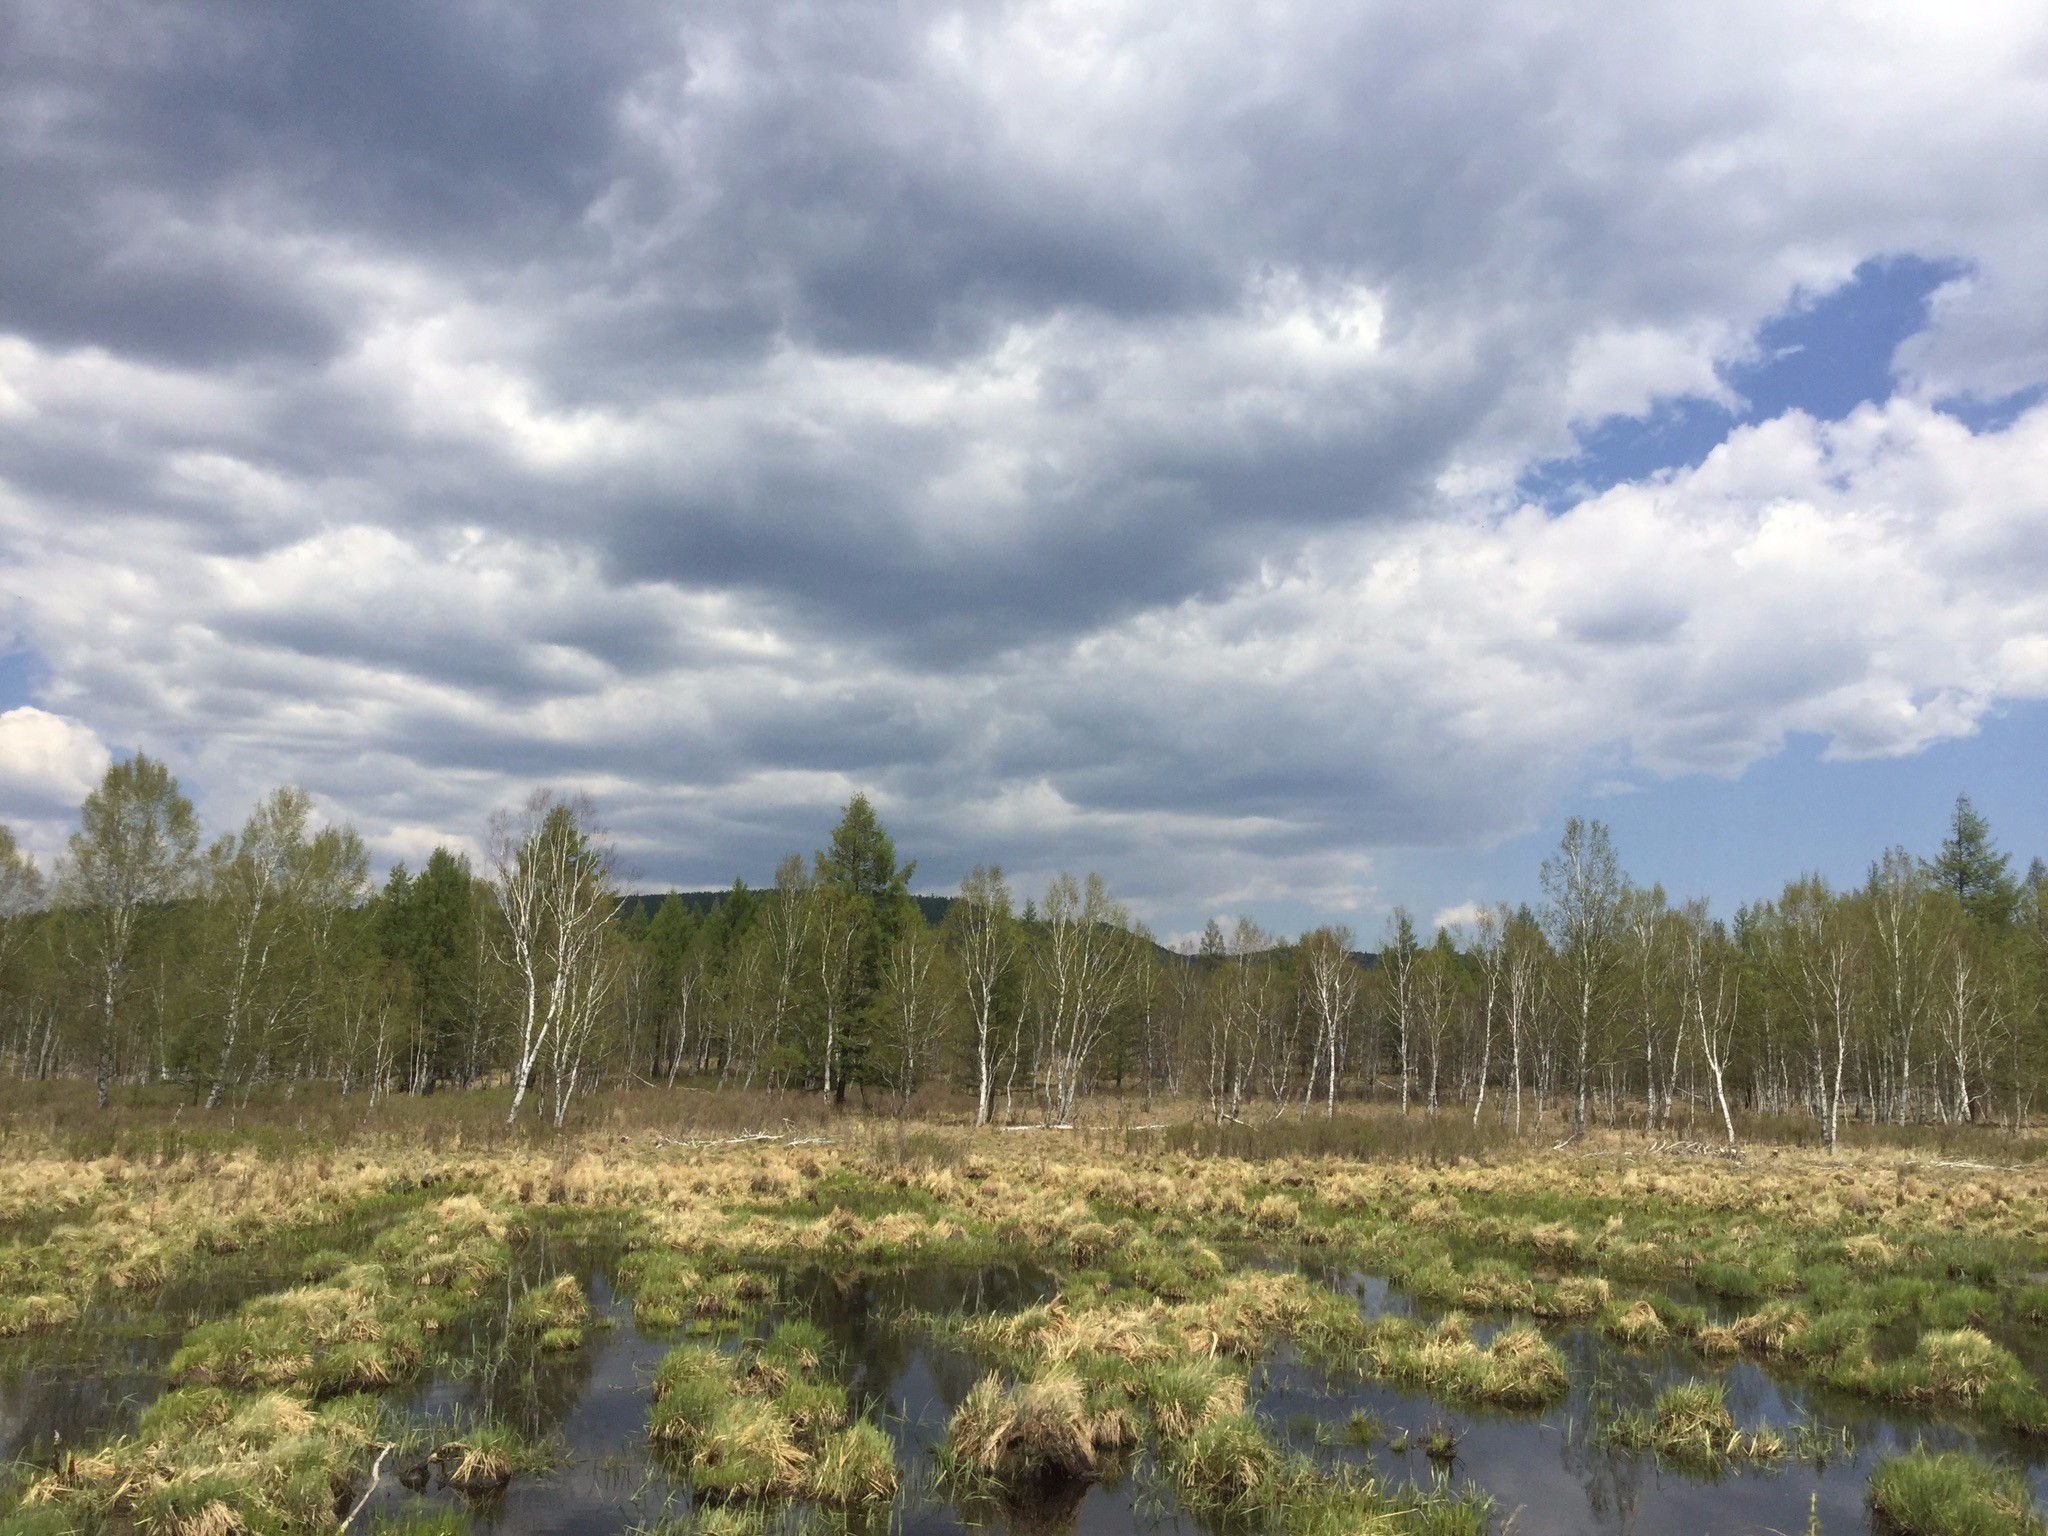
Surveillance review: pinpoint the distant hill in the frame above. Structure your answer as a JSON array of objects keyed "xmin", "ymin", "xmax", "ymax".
[
  {"xmin": 618, "ymin": 890, "xmax": 955, "ymax": 926},
  {"xmin": 618, "ymin": 889, "xmax": 1376, "ymax": 966}
]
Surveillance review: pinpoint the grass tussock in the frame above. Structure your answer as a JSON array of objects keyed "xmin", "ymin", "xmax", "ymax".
[
  {"xmin": 1138, "ymin": 1356, "xmax": 1246, "ymax": 1442},
  {"xmin": 512, "ymin": 1273, "xmax": 590, "ymax": 1351},
  {"xmin": 15, "ymin": 1387, "xmax": 381, "ymax": 1536},
  {"xmin": 1868, "ymin": 1448, "xmax": 2045, "ymax": 1536},
  {"xmin": 1164, "ymin": 1411, "xmax": 1280, "ymax": 1512},
  {"xmin": 618, "ymin": 1249, "xmax": 772, "ymax": 1332},
  {"xmin": 943, "ymin": 1371, "xmax": 1135, "ymax": 1486},
  {"xmin": 21, "ymin": 1097, "xmax": 2048, "ymax": 1536},
  {"xmin": 169, "ymin": 1263, "xmax": 427, "ymax": 1396},
  {"xmin": 393, "ymin": 1410, "xmax": 556, "ymax": 1497},
  {"xmin": 1605, "ymin": 1379, "xmax": 1784, "ymax": 1466},
  {"xmin": 1601, "ymin": 1300, "xmax": 1668, "ymax": 1349},
  {"xmin": 1531, "ymin": 1275, "xmax": 1610, "ymax": 1320},
  {"xmin": 1845, "ymin": 1329, "xmax": 2048, "ymax": 1433},
  {"xmin": 0, "ymin": 1292, "xmax": 80, "ymax": 1337},
  {"xmin": 807, "ymin": 1421, "xmax": 899, "ymax": 1505},
  {"xmin": 646, "ymin": 1324, "xmax": 893, "ymax": 1504},
  {"xmin": 1360, "ymin": 1314, "xmax": 1569, "ymax": 1408},
  {"xmin": 370, "ymin": 1197, "xmax": 515, "ymax": 1296}
]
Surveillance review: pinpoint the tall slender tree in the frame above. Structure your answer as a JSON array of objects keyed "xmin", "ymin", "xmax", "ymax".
[
  {"xmin": 488, "ymin": 791, "xmax": 619, "ymax": 1124},
  {"xmin": 814, "ymin": 793, "xmax": 914, "ymax": 1102},
  {"xmin": 1928, "ymin": 793, "xmax": 2020, "ymax": 929},
  {"xmin": 58, "ymin": 754, "xmax": 199, "ymax": 1108},
  {"xmin": 947, "ymin": 864, "xmax": 1016, "ymax": 1126},
  {"xmin": 1299, "ymin": 926, "xmax": 1359, "ymax": 1119},
  {"xmin": 1540, "ymin": 818, "xmax": 1626, "ymax": 1134}
]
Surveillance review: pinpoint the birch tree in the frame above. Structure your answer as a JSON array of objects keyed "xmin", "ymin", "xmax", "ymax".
[
  {"xmin": 1299, "ymin": 926, "xmax": 1358, "ymax": 1118},
  {"xmin": 1381, "ymin": 909, "xmax": 1420, "ymax": 1113},
  {"xmin": 1865, "ymin": 849, "xmax": 1940, "ymax": 1123},
  {"xmin": 1679, "ymin": 899, "xmax": 1741, "ymax": 1148},
  {"xmin": 200, "ymin": 787, "xmax": 316, "ymax": 1108},
  {"xmin": 1470, "ymin": 909, "xmax": 1505, "ymax": 1129},
  {"xmin": 488, "ymin": 791, "xmax": 619, "ymax": 1124},
  {"xmin": 0, "ymin": 827, "xmax": 44, "ymax": 980},
  {"xmin": 1767, "ymin": 877, "xmax": 1864, "ymax": 1151},
  {"xmin": 1540, "ymin": 818, "xmax": 1626, "ymax": 1134},
  {"xmin": 948, "ymin": 865, "xmax": 1016, "ymax": 1126},
  {"xmin": 1034, "ymin": 872, "xmax": 1134, "ymax": 1126},
  {"xmin": 762, "ymin": 853, "xmax": 815, "ymax": 1088},
  {"xmin": 1500, "ymin": 906, "xmax": 1545, "ymax": 1134},
  {"xmin": 59, "ymin": 754, "xmax": 199, "ymax": 1108},
  {"xmin": 878, "ymin": 917, "xmax": 951, "ymax": 1111}
]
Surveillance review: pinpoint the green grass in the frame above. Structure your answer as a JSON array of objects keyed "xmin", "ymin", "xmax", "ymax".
[
  {"xmin": 1603, "ymin": 1379, "xmax": 1784, "ymax": 1466},
  {"xmin": 1358, "ymin": 1315, "xmax": 1569, "ymax": 1408},
  {"xmin": 648, "ymin": 1329, "xmax": 897, "ymax": 1505},
  {"xmin": 941, "ymin": 1371, "xmax": 1127, "ymax": 1487},
  {"xmin": 9, "ymin": 1387, "xmax": 386, "ymax": 1536},
  {"xmin": 169, "ymin": 1263, "xmax": 428, "ymax": 1396},
  {"xmin": 1165, "ymin": 1411, "xmax": 1281, "ymax": 1512},
  {"xmin": 618, "ymin": 1249, "xmax": 773, "ymax": 1332},
  {"xmin": 511, "ymin": 1273, "xmax": 591, "ymax": 1348},
  {"xmin": 807, "ymin": 1422, "xmax": 899, "ymax": 1505},
  {"xmin": 1868, "ymin": 1448, "xmax": 2044, "ymax": 1536},
  {"xmin": 16, "ymin": 1104, "xmax": 2048, "ymax": 1536}
]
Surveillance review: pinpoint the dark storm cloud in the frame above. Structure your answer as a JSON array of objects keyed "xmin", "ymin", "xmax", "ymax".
[
  {"xmin": 1, "ymin": 0, "xmax": 1581, "ymax": 665},
  {"xmin": 0, "ymin": 3, "xmax": 655, "ymax": 252},
  {"xmin": 5, "ymin": 1, "xmax": 2048, "ymax": 920}
]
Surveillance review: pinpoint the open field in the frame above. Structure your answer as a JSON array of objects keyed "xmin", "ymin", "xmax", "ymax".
[{"xmin": 5, "ymin": 1088, "xmax": 2048, "ymax": 1536}]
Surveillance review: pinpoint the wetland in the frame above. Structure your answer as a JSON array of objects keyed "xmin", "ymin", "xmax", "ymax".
[{"xmin": 4, "ymin": 1120, "xmax": 2048, "ymax": 1536}]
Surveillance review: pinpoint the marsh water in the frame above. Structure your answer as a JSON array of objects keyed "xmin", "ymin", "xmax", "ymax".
[{"xmin": 9, "ymin": 1240, "xmax": 2048, "ymax": 1536}]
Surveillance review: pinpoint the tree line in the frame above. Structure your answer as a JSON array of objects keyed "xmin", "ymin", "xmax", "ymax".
[{"xmin": 1, "ymin": 752, "xmax": 2044, "ymax": 1143}]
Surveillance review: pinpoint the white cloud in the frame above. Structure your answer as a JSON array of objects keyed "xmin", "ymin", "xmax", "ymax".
[
  {"xmin": 3, "ymin": 3, "xmax": 2048, "ymax": 923},
  {"xmin": 0, "ymin": 707, "xmax": 110, "ymax": 812},
  {"xmin": 1430, "ymin": 902, "xmax": 1485, "ymax": 935}
]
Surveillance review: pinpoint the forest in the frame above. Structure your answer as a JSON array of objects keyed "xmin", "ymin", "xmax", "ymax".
[{"xmin": 3, "ymin": 750, "xmax": 2044, "ymax": 1145}]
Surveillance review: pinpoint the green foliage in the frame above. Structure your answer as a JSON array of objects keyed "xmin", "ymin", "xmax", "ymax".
[
  {"xmin": 648, "ymin": 1325, "xmax": 896, "ymax": 1505},
  {"xmin": 16, "ymin": 1387, "xmax": 384, "ymax": 1536},
  {"xmin": 1604, "ymin": 1379, "xmax": 1784, "ymax": 1465},
  {"xmin": 1868, "ymin": 1448, "xmax": 2044, "ymax": 1536},
  {"xmin": 1357, "ymin": 1314, "xmax": 1569, "ymax": 1407},
  {"xmin": 511, "ymin": 1273, "xmax": 590, "ymax": 1349},
  {"xmin": 1927, "ymin": 794, "xmax": 2021, "ymax": 928},
  {"xmin": 376, "ymin": 846, "xmax": 479, "ymax": 1087}
]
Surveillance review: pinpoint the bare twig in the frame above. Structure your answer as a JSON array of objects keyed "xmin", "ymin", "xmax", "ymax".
[
  {"xmin": 650, "ymin": 1130, "xmax": 783, "ymax": 1148},
  {"xmin": 340, "ymin": 1443, "xmax": 393, "ymax": 1533}
]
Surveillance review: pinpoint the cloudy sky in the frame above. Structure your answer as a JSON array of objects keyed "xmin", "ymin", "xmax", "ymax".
[{"xmin": 3, "ymin": 1, "xmax": 2047, "ymax": 939}]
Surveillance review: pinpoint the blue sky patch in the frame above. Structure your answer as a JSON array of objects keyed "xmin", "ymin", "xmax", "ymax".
[
  {"xmin": 1522, "ymin": 255, "xmax": 1965, "ymax": 507},
  {"xmin": 0, "ymin": 650, "xmax": 45, "ymax": 714}
]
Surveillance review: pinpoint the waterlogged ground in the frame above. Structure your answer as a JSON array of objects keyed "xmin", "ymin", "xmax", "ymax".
[
  {"xmin": 1259, "ymin": 1272, "xmax": 2048, "ymax": 1535},
  {"xmin": 6, "ymin": 1133, "xmax": 2048, "ymax": 1535}
]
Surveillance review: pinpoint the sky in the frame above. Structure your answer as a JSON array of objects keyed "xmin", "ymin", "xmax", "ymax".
[{"xmin": 2, "ymin": 2, "xmax": 2047, "ymax": 945}]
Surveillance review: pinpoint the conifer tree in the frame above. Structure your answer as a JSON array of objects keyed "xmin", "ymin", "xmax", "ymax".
[{"xmin": 1928, "ymin": 793, "xmax": 2020, "ymax": 928}]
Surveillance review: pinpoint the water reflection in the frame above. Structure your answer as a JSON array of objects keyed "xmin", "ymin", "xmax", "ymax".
[
  {"xmin": 0, "ymin": 1209, "xmax": 401, "ymax": 1464},
  {"xmin": 15, "ymin": 1232, "xmax": 2048, "ymax": 1536},
  {"xmin": 1251, "ymin": 1271, "xmax": 2048, "ymax": 1535}
]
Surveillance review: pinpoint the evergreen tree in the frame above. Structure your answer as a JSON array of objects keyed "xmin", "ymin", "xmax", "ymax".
[
  {"xmin": 375, "ymin": 847, "xmax": 475, "ymax": 1088},
  {"xmin": 813, "ymin": 793, "xmax": 915, "ymax": 1101},
  {"xmin": 1927, "ymin": 793, "xmax": 2020, "ymax": 928},
  {"xmin": 645, "ymin": 894, "xmax": 700, "ymax": 1082}
]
